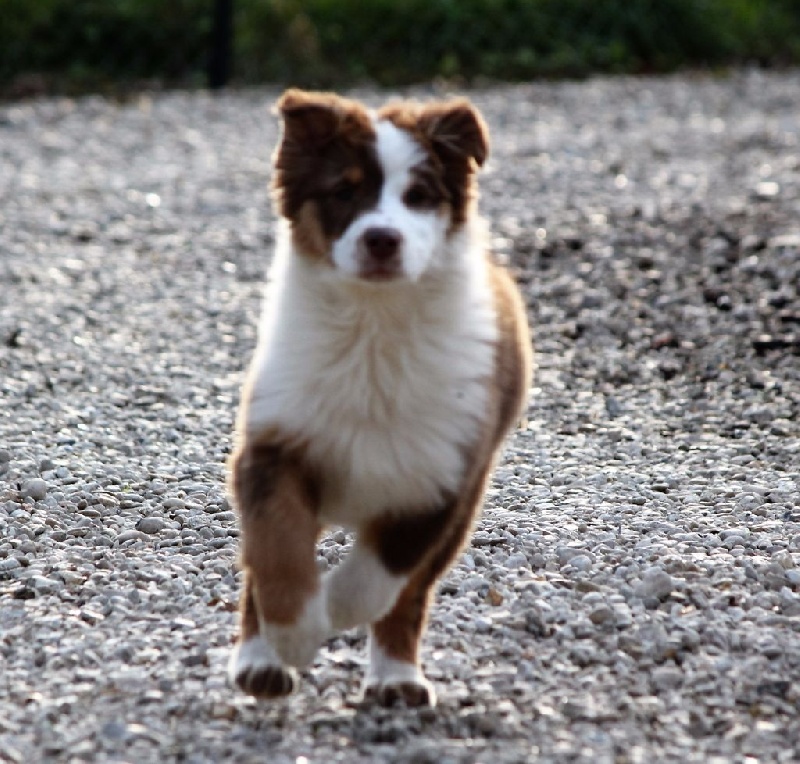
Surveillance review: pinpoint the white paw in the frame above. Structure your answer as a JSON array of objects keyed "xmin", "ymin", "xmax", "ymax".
[
  {"xmin": 228, "ymin": 636, "xmax": 296, "ymax": 698},
  {"xmin": 363, "ymin": 673, "xmax": 437, "ymax": 707},
  {"xmin": 364, "ymin": 642, "xmax": 437, "ymax": 707}
]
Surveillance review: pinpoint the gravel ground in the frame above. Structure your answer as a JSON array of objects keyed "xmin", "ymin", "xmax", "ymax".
[{"xmin": 1, "ymin": 70, "xmax": 799, "ymax": 763}]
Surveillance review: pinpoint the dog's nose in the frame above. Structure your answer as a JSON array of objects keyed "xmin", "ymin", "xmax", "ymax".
[{"xmin": 362, "ymin": 227, "xmax": 402, "ymax": 262}]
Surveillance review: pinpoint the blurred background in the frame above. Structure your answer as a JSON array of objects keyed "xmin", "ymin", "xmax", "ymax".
[{"xmin": 1, "ymin": 0, "xmax": 800, "ymax": 99}]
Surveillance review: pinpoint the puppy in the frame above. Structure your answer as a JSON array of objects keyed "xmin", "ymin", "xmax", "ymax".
[{"xmin": 228, "ymin": 89, "xmax": 532, "ymax": 707}]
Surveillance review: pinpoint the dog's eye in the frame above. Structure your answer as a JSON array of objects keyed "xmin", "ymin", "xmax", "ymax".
[
  {"xmin": 331, "ymin": 181, "xmax": 358, "ymax": 202},
  {"xmin": 404, "ymin": 184, "xmax": 435, "ymax": 208}
]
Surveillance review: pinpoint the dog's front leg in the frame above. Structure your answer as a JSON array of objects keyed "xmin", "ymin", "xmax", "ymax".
[{"xmin": 227, "ymin": 440, "xmax": 327, "ymax": 698}]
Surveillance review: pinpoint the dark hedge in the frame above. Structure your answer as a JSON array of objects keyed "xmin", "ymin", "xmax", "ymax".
[{"xmin": 1, "ymin": 0, "xmax": 799, "ymax": 96}]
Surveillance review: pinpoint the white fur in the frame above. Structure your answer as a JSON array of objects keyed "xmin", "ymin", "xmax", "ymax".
[
  {"xmin": 331, "ymin": 120, "xmax": 448, "ymax": 282},
  {"xmin": 241, "ymin": 546, "xmax": 407, "ymax": 672},
  {"xmin": 228, "ymin": 635, "xmax": 282, "ymax": 685},
  {"xmin": 245, "ymin": 214, "xmax": 496, "ymax": 526},
  {"xmin": 324, "ymin": 542, "xmax": 408, "ymax": 631},
  {"xmin": 364, "ymin": 636, "xmax": 436, "ymax": 706},
  {"xmin": 257, "ymin": 588, "xmax": 330, "ymax": 668}
]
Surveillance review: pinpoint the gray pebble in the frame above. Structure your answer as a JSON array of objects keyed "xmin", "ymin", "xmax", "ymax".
[
  {"xmin": 136, "ymin": 517, "xmax": 167, "ymax": 535},
  {"xmin": 635, "ymin": 568, "xmax": 675, "ymax": 600},
  {"xmin": 556, "ymin": 546, "xmax": 583, "ymax": 565},
  {"xmin": 504, "ymin": 552, "xmax": 529, "ymax": 569},
  {"xmin": 32, "ymin": 575, "xmax": 62, "ymax": 594},
  {"xmin": 568, "ymin": 554, "xmax": 593, "ymax": 571},
  {"xmin": 652, "ymin": 666, "xmax": 684, "ymax": 691},
  {"xmin": 21, "ymin": 478, "xmax": 47, "ymax": 501},
  {"xmin": 116, "ymin": 529, "xmax": 148, "ymax": 544},
  {"xmin": 589, "ymin": 605, "xmax": 614, "ymax": 625}
]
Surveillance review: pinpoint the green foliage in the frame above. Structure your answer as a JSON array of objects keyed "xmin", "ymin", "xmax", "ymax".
[
  {"xmin": 1, "ymin": 0, "xmax": 799, "ymax": 95},
  {"xmin": 237, "ymin": 0, "xmax": 800, "ymax": 85},
  {"xmin": 0, "ymin": 0, "xmax": 211, "ymax": 93}
]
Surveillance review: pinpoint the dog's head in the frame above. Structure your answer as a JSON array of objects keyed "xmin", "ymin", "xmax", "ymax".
[{"xmin": 272, "ymin": 89, "xmax": 489, "ymax": 283}]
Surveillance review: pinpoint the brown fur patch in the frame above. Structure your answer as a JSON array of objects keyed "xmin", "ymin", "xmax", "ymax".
[
  {"xmin": 403, "ymin": 161, "xmax": 449, "ymax": 212},
  {"xmin": 229, "ymin": 436, "xmax": 322, "ymax": 625},
  {"xmin": 379, "ymin": 98, "xmax": 489, "ymax": 224},
  {"xmin": 371, "ymin": 460, "xmax": 495, "ymax": 664},
  {"xmin": 371, "ymin": 567, "xmax": 432, "ymax": 665},
  {"xmin": 363, "ymin": 499, "xmax": 455, "ymax": 576},
  {"xmin": 237, "ymin": 569, "xmax": 260, "ymax": 641},
  {"xmin": 488, "ymin": 259, "xmax": 534, "ymax": 442},
  {"xmin": 272, "ymin": 89, "xmax": 382, "ymax": 259},
  {"xmin": 292, "ymin": 201, "xmax": 330, "ymax": 260}
]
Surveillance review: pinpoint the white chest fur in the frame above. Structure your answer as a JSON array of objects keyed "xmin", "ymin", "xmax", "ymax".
[{"xmin": 243, "ymin": 228, "xmax": 497, "ymax": 527}]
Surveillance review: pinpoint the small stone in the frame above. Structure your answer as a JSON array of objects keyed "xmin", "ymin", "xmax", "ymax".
[
  {"xmin": 116, "ymin": 530, "xmax": 148, "ymax": 544},
  {"xmin": 100, "ymin": 720, "xmax": 128, "ymax": 741},
  {"xmin": 613, "ymin": 605, "xmax": 633, "ymax": 627},
  {"xmin": 651, "ymin": 666, "xmax": 684, "ymax": 691},
  {"xmin": 530, "ymin": 553, "xmax": 546, "ymax": 569},
  {"xmin": 136, "ymin": 517, "xmax": 166, "ymax": 535},
  {"xmin": 21, "ymin": 478, "xmax": 47, "ymax": 501},
  {"xmin": 719, "ymin": 527, "xmax": 751, "ymax": 540},
  {"xmin": 785, "ymin": 570, "xmax": 800, "ymax": 586},
  {"xmin": 568, "ymin": 554, "xmax": 593, "ymax": 571},
  {"xmin": 754, "ymin": 181, "xmax": 780, "ymax": 200},
  {"xmin": 759, "ymin": 642, "xmax": 783, "ymax": 659},
  {"xmin": 570, "ymin": 644, "xmax": 596, "ymax": 666},
  {"xmin": 485, "ymin": 587, "xmax": 504, "ymax": 606},
  {"xmin": 573, "ymin": 618, "xmax": 595, "ymax": 638},
  {"xmin": 635, "ymin": 568, "xmax": 674, "ymax": 600},
  {"xmin": 32, "ymin": 576, "xmax": 62, "ymax": 595},
  {"xmin": 80, "ymin": 609, "xmax": 105, "ymax": 625},
  {"xmin": 182, "ymin": 651, "xmax": 208, "ymax": 667},
  {"xmin": 504, "ymin": 552, "xmax": 529, "ymax": 569},
  {"xmin": 556, "ymin": 546, "xmax": 583, "ymax": 565},
  {"xmin": 773, "ymin": 551, "xmax": 794, "ymax": 570},
  {"xmin": 589, "ymin": 604, "xmax": 613, "ymax": 624},
  {"xmin": 724, "ymin": 535, "xmax": 746, "ymax": 549},
  {"xmin": 575, "ymin": 580, "xmax": 602, "ymax": 593}
]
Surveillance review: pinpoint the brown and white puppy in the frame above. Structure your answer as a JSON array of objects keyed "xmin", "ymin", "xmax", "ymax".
[{"xmin": 228, "ymin": 89, "xmax": 532, "ymax": 707}]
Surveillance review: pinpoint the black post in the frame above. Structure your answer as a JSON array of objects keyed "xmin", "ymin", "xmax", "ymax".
[{"xmin": 208, "ymin": 0, "xmax": 233, "ymax": 90}]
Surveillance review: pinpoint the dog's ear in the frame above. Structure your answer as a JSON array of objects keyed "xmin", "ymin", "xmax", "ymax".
[
  {"xmin": 275, "ymin": 89, "xmax": 341, "ymax": 149},
  {"xmin": 418, "ymin": 99, "xmax": 489, "ymax": 168},
  {"xmin": 275, "ymin": 89, "xmax": 372, "ymax": 150}
]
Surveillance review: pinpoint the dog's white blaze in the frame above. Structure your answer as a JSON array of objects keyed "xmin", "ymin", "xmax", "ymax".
[
  {"xmin": 331, "ymin": 119, "xmax": 449, "ymax": 281},
  {"xmin": 245, "ymin": 119, "xmax": 497, "ymax": 526}
]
